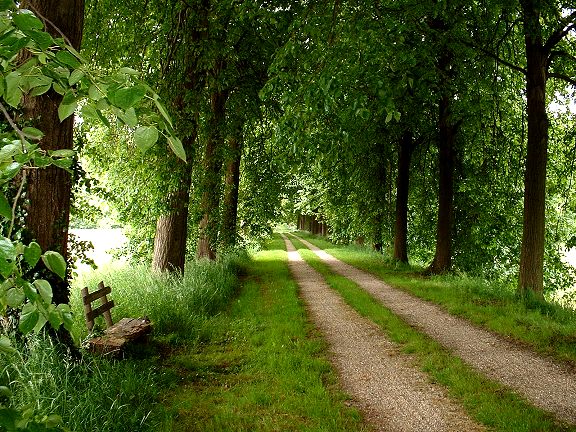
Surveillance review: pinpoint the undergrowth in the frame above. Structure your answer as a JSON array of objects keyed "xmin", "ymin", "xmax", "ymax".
[{"xmin": 1, "ymin": 252, "xmax": 247, "ymax": 432}]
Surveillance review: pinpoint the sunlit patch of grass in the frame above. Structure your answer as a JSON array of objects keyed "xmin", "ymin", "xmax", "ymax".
[
  {"xmin": 296, "ymin": 232, "xmax": 576, "ymax": 365},
  {"xmin": 290, "ymin": 237, "xmax": 574, "ymax": 432},
  {"xmin": 159, "ymin": 235, "xmax": 370, "ymax": 431}
]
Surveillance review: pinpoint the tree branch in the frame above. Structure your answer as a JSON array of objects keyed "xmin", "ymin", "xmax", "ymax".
[
  {"xmin": 8, "ymin": 169, "xmax": 26, "ymax": 238},
  {"xmin": 549, "ymin": 50, "xmax": 576, "ymax": 64},
  {"xmin": 544, "ymin": 10, "xmax": 576, "ymax": 54},
  {"xmin": 25, "ymin": 3, "xmax": 73, "ymax": 47},
  {"xmin": 462, "ymin": 40, "xmax": 527, "ymax": 76},
  {"xmin": 0, "ymin": 100, "xmax": 28, "ymax": 149},
  {"xmin": 547, "ymin": 72, "xmax": 576, "ymax": 87}
]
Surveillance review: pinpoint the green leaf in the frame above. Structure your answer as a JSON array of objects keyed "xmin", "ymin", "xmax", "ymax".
[
  {"xmin": 385, "ymin": 112, "xmax": 393, "ymax": 124},
  {"xmin": 55, "ymin": 50, "xmax": 81, "ymax": 68},
  {"xmin": 120, "ymin": 107, "xmax": 138, "ymax": 127},
  {"xmin": 5, "ymin": 71, "xmax": 22, "ymax": 108},
  {"xmin": 49, "ymin": 149, "xmax": 75, "ymax": 158},
  {"xmin": 44, "ymin": 414, "xmax": 63, "ymax": 428},
  {"xmin": 0, "ymin": 257, "xmax": 14, "ymax": 278},
  {"xmin": 0, "ymin": 192, "xmax": 11, "ymax": 219},
  {"xmin": 0, "ymin": 385, "xmax": 11, "ymax": 398},
  {"xmin": 27, "ymin": 29, "xmax": 54, "ymax": 50},
  {"xmin": 33, "ymin": 314, "xmax": 47, "ymax": 333},
  {"xmin": 52, "ymin": 81, "xmax": 66, "ymax": 95},
  {"xmin": 23, "ymin": 241, "xmax": 41, "ymax": 267},
  {"xmin": 57, "ymin": 303, "xmax": 73, "ymax": 331},
  {"xmin": 22, "ymin": 281, "xmax": 37, "ymax": 301},
  {"xmin": 22, "ymin": 127, "xmax": 44, "ymax": 141},
  {"xmin": 109, "ymin": 84, "xmax": 147, "ymax": 110},
  {"xmin": 0, "ymin": 143, "xmax": 19, "ymax": 161},
  {"xmin": 96, "ymin": 109, "xmax": 111, "ymax": 127},
  {"xmin": 19, "ymin": 302, "xmax": 39, "ymax": 334},
  {"xmin": 133, "ymin": 126, "xmax": 158, "ymax": 152},
  {"xmin": 0, "ymin": 0, "xmax": 15, "ymax": 11},
  {"xmin": 58, "ymin": 92, "xmax": 77, "ymax": 121},
  {"xmin": 68, "ymin": 69, "xmax": 84, "ymax": 86},
  {"xmin": 153, "ymin": 97, "xmax": 173, "ymax": 128},
  {"xmin": 34, "ymin": 279, "xmax": 52, "ymax": 304},
  {"xmin": 168, "ymin": 136, "xmax": 186, "ymax": 162},
  {"xmin": 96, "ymin": 98, "xmax": 109, "ymax": 111},
  {"xmin": 0, "ymin": 236, "xmax": 15, "ymax": 261},
  {"xmin": 30, "ymin": 83, "xmax": 51, "ymax": 96},
  {"xmin": 6, "ymin": 287, "xmax": 24, "ymax": 308},
  {"xmin": 13, "ymin": 10, "xmax": 43, "ymax": 31},
  {"xmin": 0, "ymin": 335, "xmax": 15, "ymax": 355},
  {"xmin": 1, "ymin": 162, "xmax": 22, "ymax": 180},
  {"xmin": 52, "ymin": 158, "xmax": 72, "ymax": 171},
  {"xmin": 88, "ymin": 84, "xmax": 106, "ymax": 101},
  {"xmin": 118, "ymin": 67, "xmax": 140, "ymax": 76},
  {"xmin": 394, "ymin": 111, "xmax": 401, "ymax": 121},
  {"xmin": 80, "ymin": 103, "xmax": 100, "ymax": 121},
  {"xmin": 41, "ymin": 251, "xmax": 66, "ymax": 279},
  {"xmin": 48, "ymin": 308, "xmax": 63, "ymax": 329}
]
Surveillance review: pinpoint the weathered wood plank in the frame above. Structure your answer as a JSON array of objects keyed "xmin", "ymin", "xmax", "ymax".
[
  {"xmin": 82, "ymin": 285, "xmax": 111, "ymax": 304},
  {"xmin": 85, "ymin": 300, "xmax": 114, "ymax": 322}
]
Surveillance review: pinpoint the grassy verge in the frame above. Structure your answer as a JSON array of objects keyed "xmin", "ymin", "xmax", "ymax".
[
  {"xmin": 295, "ymin": 232, "xmax": 576, "ymax": 366},
  {"xmin": 289, "ymin": 236, "xmax": 575, "ymax": 432},
  {"xmin": 2, "ymin": 252, "xmax": 247, "ymax": 432},
  {"xmin": 159, "ymin": 235, "xmax": 369, "ymax": 431}
]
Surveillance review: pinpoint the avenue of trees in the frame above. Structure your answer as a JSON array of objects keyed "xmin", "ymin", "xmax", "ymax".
[{"xmin": 1, "ymin": 0, "xmax": 576, "ymax": 350}]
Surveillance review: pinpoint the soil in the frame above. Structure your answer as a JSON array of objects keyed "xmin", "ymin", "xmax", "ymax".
[
  {"xmin": 282, "ymin": 235, "xmax": 485, "ymax": 432},
  {"xmin": 291, "ymin": 234, "xmax": 576, "ymax": 426}
]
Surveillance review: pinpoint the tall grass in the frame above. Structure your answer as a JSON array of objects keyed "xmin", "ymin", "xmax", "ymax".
[
  {"xmin": 71, "ymin": 252, "xmax": 248, "ymax": 343},
  {"xmin": 1, "ymin": 251, "xmax": 248, "ymax": 432},
  {"xmin": 1, "ymin": 336, "xmax": 169, "ymax": 431}
]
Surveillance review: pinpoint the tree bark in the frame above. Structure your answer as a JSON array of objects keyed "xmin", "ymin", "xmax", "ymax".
[
  {"xmin": 197, "ymin": 89, "xmax": 228, "ymax": 259},
  {"xmin": 427, "ymin": 95, "xmax": 457, "ymax": 274},
  {"xmin": 21, "ymin": 0, "xmax": 84, "ymax": 305},
  {"xmin": 518, "ymin": 2, "xmax": 548, "ymax": 296},
  {"xmin": 393, "ymin": 131, "xmax": 414, "ymax": 263},
  {"xmin": 220, "ymin": 132, "xmax": 242, "ymax": 249},
  {"xmin": 152, "ymin": 164, "xmax": 192, "ymax": 273}
]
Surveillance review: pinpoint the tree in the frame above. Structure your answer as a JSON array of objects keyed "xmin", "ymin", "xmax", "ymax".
[
  {"xmin": 518, "ymin": 1, "xmax": 576, "ymax": 295},
  {"xmin": 20, "ymin": 0, "xmax": 84, "ymax": 305}
]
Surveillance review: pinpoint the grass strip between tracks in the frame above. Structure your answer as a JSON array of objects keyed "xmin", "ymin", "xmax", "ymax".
[
  {"xmin": 290, "ymin": 235, "xmax": 575, "ymax": 432},
  {"xmin": 160, "ymin": 234, "xmax": 370, "ymax": 431}
]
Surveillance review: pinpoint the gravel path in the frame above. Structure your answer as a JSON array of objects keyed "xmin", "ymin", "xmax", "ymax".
[
  {"xmin": 282, "ymin": 235, "xmax": 484, "ymax": 432},
  {"xmin": 292, "ymin": 234, "xmax": 576, "ymax": 425}
]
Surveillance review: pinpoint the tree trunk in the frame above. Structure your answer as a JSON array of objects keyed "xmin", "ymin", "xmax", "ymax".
[
  {"xmin": 220, "ymin": 133, "xmax": 242, "ymax": 249},
  {"xmin": 393, "ymin": 131, "xmax": 414, "ymax": 263},
  {"xmin": 518, "ymin": 2, "xmax": 548, "ymax": 296},
  {"xmin": 21, "ymin": 0, "xmax": 84, "ymax": 305},
  {"xmin": 427, "ymin": 95, "xmax": 457, "ymax": 274},
  {"xmin": 152, "ymin": 165, "xmax": 191, "ymax": 273},
  {"xmin": 197, "ymin": 89, "xmax": 228, "ymax": 259}
]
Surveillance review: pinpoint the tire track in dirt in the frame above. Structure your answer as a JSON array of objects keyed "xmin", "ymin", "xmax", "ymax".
[
  {"xmin": 282, "ymin": 234, "xmax": 484, "ymax": 432},
  {"xmin": 293, "ymin": 234, "xmax": 576, "ymax": 425}
]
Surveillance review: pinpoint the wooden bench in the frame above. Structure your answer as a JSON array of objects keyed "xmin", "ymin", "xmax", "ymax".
[{"xmin": 81, "ymin": 281, "xmax": 152, "ymax": 355}]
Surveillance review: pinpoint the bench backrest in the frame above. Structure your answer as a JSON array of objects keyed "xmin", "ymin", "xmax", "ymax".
[{"xmin": 81, "ymin": 281, "xmax": 115, "ymax": 331}]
